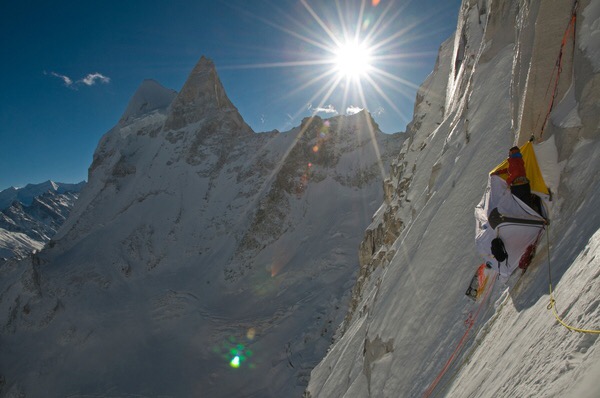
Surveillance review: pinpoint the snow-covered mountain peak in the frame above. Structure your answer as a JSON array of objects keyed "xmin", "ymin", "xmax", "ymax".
[
  {"xmin": 0, "ymin": 50, "xmax": 406, "ymax": 395},
  {"xmin": 23, "ymin": 180, "xmax": 57, "ymax": 193},
  {"xmin": 119, "ymin": 79, "xmax": 177, "ymax": 125},
  {"xmin": 164, "ymin": 55, "xmax": 252, "ymax": 134}
]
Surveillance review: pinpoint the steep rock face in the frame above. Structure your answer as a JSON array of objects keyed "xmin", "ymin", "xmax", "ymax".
[
  {"xmin": 307, "ymin": 0, "xmax": 600, "ymax": 397},
  {"xmin": 0, "ymin": 57, "xmax": 404, "ymax": 398},
  {"xmin": 0, "ymin": 183, "xmax": 84, "ymax": 261},
  {"xmin": 164, "ymin": 56, "xmax": 252, "ymax": 135}
]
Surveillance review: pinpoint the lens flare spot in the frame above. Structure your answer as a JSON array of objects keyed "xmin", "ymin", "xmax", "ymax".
[
  {"xmin": 313, "ymin": 145, "xmax": 319, "ymax": 152},
  {"xmin": 230, "ymin": 355, "xmax": 241, "ymax": 368},
  {"xmin": 362, "ymin": 18, "xmax": 371, "ymax": 31},
  {"xmin": 270, "ymin": 258, "xmax": 286, "ymax": 276},
  {"xmin": 247, "ymin": 328, "xmax": 256, "ymax": 340},
  {"xmin": 372, "ymin": 0, "xmax": 380, "ymax": 6},
  {"xmin": 216, "ymin": 336, "xmax": 255, "ymax": 369}
]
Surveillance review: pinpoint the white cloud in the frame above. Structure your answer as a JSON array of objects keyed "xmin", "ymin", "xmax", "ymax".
[
  {"xmin": 46, "ymin": 71, "xmax": 74, "ymax": 87},
  {"xmin": 309, "ymin": 103, "xmax": 338, "ymax": 114},
  {"xmin": 45, "ymin": 70, "xmax": 111, "ymax": 88},
  {"xmin": 346, "ymin": 106, "xmax": 363, "ymax": 115},
  {"xmin": 80, "ymin": 72, "xmax": 111, "ymax": 86}
]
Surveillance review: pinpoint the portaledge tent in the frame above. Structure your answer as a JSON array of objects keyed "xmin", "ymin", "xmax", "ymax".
[{"xmin": 475, "ymin": 140, "xmax": 557, "ymax": 280}]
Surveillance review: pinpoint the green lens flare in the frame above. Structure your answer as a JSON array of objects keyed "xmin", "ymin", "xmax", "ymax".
[
  {"xmin": 219, "ymin": 335, "xmax": 255, "ymax": 369},
  {"xmin": 230, "ymin": 355, "xmax": 241, "ymax": 368}
]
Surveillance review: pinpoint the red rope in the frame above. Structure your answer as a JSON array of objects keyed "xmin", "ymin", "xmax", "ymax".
[
  {"xmin": 539, "ymin": 1, "xmax": 578, "ymax": 139},
  {"xmin": 423, "ymin": 4, "xmax": 579, "ymax": 396},
  {"xmin": 422, "ymin": 275, "xmax": 497, "ymax": 398}
]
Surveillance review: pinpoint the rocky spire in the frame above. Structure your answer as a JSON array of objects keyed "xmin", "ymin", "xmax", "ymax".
[{"xmin": 163, "ymin": 56, "xmax": 252, "ymax": 134}]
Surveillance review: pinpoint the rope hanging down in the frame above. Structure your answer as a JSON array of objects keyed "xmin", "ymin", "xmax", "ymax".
[
  {"xmin": 422, "ymin": 275, "xmax": 497, "ymax": 398},
  {"xmin": 538, "ymin": 0, "xmax": 578, "ymax": 139},
  {"xmin": 545, "ymin": 230, "xmax": 600, "ymax": 334}
]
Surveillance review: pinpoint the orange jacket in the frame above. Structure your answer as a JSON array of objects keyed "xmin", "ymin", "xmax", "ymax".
[{"xmin": 496, "ymin": 153, "xmax": 526, "ymax": 185}]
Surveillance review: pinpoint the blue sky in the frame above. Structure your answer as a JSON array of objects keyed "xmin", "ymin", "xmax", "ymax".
[{"xmin": 0, "ymin": 0, "xmax": 462, "ymax": 190}]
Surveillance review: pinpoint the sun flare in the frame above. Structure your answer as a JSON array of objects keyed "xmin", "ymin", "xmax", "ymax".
[
  {"xmin": 333, "ymin": 40, "xmax": 373, "ymax": 79},
  {"xmin": 229, "ymin": 0, "xmax": 421, "ymax": 126}
]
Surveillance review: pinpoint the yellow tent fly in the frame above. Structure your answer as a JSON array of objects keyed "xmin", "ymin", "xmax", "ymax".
[{"xmin": 489, "ymin": 141, "xmax": 549, "ymax": 195}]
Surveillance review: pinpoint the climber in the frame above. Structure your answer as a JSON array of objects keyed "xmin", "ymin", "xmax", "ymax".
[
  {"xmin": 492, "ymin": 146, "xmax": 531, "ymax": 207},
  {"xmin": 475, "ymin": 141, "xmax": 550, "ymax": 281}
]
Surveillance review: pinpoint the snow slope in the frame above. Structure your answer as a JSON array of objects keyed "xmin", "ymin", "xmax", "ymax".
[
  {"xmin": 0, "ymin": 57, "xmax": 404, "ymax": 397},
  {"xmin": 0, "ymin": 229, "xmax": 42, "ymax": 261},
  {"xmin": 307, "ymin": 0, "xmax": 600, "ymax": 397},
  {"xmin": 118, "ymin": 79, "xmax": 177, "ymax": 125}
]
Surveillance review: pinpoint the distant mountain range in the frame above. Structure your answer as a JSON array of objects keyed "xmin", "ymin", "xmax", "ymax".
[{"xmin": 0, "ymin": 181, "xmax": 85, "ymax": 261}]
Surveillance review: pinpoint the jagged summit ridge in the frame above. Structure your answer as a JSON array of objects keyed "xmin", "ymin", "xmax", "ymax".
[{"xmin": 164, "ymin": 56, "xmax": 252, "ymax": 134}]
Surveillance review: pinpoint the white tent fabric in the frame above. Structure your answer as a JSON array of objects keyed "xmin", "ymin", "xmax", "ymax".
[{"xmin": 475, "ymin": 175, "xmax": 547, "ymax": 280}]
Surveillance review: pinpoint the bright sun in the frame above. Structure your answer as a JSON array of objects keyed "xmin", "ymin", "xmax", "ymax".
[{"xmin": 333, "ymin": 40, "xmax": 373, "ymax": 80}]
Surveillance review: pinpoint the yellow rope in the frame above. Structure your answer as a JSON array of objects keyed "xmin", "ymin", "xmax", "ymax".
[
  {"xmin": 546, "ymin": 228, "xmax": 600, "ymax": 334},
  {"xmin": 547, "ymin": 295, "xmax": 600, "ymax": 334}
]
